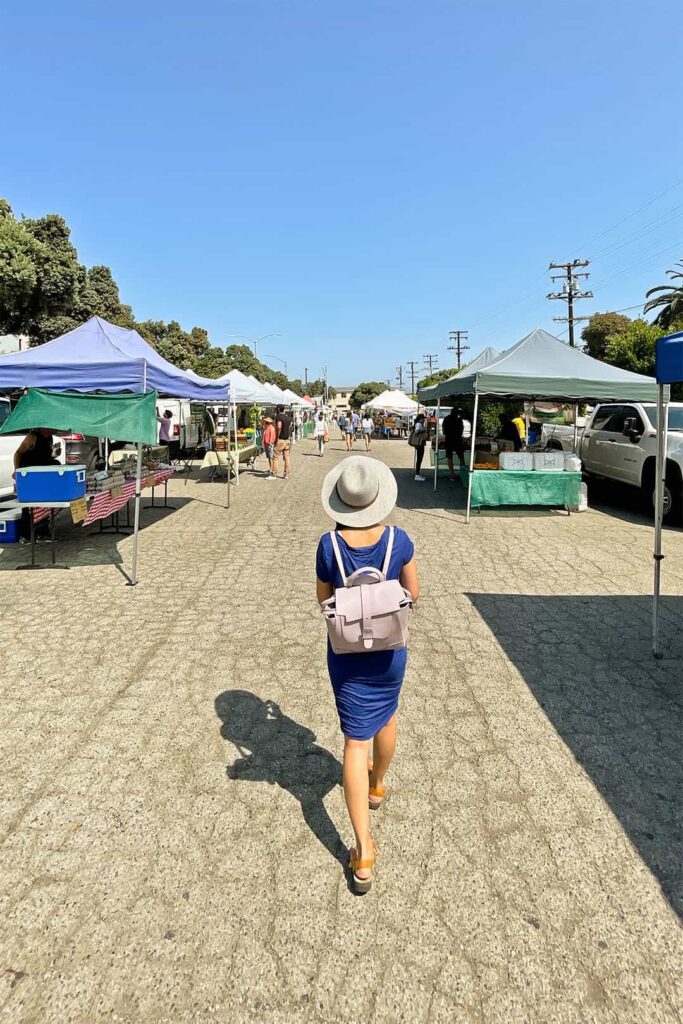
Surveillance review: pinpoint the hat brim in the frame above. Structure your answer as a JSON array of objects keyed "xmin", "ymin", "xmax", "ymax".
[{"xmin": 321, "ymin": 457, "xmax": 398, "ymax": 528}]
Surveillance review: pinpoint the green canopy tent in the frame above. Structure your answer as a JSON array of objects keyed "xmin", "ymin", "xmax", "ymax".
[{"xmin": 0, "ymin": 389, "xmax": 157, "ymax": 584}]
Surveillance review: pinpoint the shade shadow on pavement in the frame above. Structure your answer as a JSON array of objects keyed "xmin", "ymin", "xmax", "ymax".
[
  {"xmin": 215, "ymin": 690, "xmax": 346, "ymax": 866},
  {"xmin": 467, "ymin": 592, "xmax": 683, "ymax": 918}
]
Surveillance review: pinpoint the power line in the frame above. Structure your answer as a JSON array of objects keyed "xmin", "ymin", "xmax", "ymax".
[
  {"xmin": 447, "ymin": 330, "xmax": 469, "ymax": 369},
  {"xmin": 568, "ymin": 178, "xmax": 683, "ymax": 258},
  {"xmin": 547, "ymin": 260, "xmax": 593, "ymax": 347},
  {"xmin": 422, "ymin": 353, "xmax": 439, "ymax": 373},
  {"xmin": 405, "ymin": 361, "xmax": 420, "ymax": 395}
]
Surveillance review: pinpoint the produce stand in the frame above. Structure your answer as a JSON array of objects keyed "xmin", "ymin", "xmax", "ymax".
[{"xmin": 460, "ymin": 467, "xmax": 581, "ymax": 511}]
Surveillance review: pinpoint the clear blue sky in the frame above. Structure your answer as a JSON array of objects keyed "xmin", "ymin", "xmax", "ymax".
[{"xmin": 4, "ymin": 0, "xmax": 682, "ymax": 385}]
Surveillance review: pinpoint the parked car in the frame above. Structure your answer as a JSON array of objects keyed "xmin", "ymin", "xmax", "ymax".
[
  {"xmin": 579, "ymin": 402, "xmax": 683, "ymax": 523},
  {"xmin": 61, "ymin": 433, "xmax": 101, "ymax": 471}
]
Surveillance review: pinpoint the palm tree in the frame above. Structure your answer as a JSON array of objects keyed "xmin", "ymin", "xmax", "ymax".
[{"xmin": 644, "ymin": 260, "xmax": 683, "ymax": 328}]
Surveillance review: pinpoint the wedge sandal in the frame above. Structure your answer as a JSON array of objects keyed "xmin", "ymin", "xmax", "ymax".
[
  {"xmin": 369, "ymin": 780, "xmax": 386, "ymax": 811},
  {"xmin": 349, "ymin": 842, "xmax": 375, "ymax": 895}
]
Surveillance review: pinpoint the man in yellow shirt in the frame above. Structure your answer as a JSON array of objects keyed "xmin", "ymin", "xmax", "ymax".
[{"xmin": 512, "ymin": 412, "xmax": 526, "ymax": 443}]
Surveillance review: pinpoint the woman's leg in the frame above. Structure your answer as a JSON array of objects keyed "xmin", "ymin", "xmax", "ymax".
[
  {"xmin": 371, "ymin": 714, "xmax": 397, "ymax": 788},
  {"xmin": 343, "ymin": 736, "xmax": 373, "ymax": 878},
  {"xmin": 415, "ymin": 444, "xmax": 425, "ymax": 474}
]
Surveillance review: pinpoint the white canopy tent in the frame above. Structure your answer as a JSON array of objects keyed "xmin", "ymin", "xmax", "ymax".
[
  {"xmin": 418, "ymin": 328, "xmax": 658, "ymax": 520},
  {"xmin": 364, "ymin": 389, "xmax": 418, "ymax": 413}
]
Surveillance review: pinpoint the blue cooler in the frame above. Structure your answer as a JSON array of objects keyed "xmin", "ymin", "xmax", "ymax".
[
  {"xmin": 16, "ymin": 465, "xmax": 87, "ymax": 502},
  {"xmin": 0, "ymin": 510, "xmax": 22, "ymax": 543}
]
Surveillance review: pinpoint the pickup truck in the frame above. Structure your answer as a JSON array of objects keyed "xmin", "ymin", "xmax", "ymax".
[{"xmin": 578, "ymin": 402, "xmax": 683, "ymax": 523}]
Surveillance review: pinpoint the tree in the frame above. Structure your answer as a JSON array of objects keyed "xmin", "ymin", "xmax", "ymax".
[
  {"xmin": 644, "ymin": 260, "xmax": 683, "ymax": 329},
  {"xmin": 193, "ymin": 346, "xmax": 231, "ymax": 378},
  {"xmin": 80, "ymin": 266, "xmax": 135, "ymax": 327},
  {"xmin": 581, "ymin": 311, "xmax": 632, "ymax": 361},
  {"xmin": 416, "ymin": 367, "xmax": 458, "ymax": 390},
  {"xmin": 137, "ymin": 319, "xmax": 211, "ymax": 368},
  {"xmin": 603, "ymin": 319, "xmax": 662, "ymax": 377},
  {"xmin": 349, "ymin": 382, "xmax": 386, "ymax": 409}
]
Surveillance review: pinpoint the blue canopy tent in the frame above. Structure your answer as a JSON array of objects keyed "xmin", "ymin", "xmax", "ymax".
[
  {"xmin": 0, "ymin": 316, "xmax": 230, "ymax": 401},
  {"xmin": 0, "ymin": 319, "xmax": 233, "ymax": 577},
  {"xmin": 653, "ymin": 331, "xmax": 683, "ymax": 657}
]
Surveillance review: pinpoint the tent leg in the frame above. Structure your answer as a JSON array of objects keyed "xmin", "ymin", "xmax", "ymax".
[
  {"xmin": 573, "ymin": 404, "xmax": 579, "ymax": 453},
  {"xmin": 233, "ymin": 398, "xmax": 240, "ymax": 485},
  {"xmin": 524, "ymin": 405, "xmax": 530, "ymax": 448},
  {"xmin": 653, "ymin": 384, "xmax": 668, "ymax": 658},
  {"xmin": 466, "ymin": 393, "xmax": 479, "ymax": 524},
  {"xmin": 433, "ymin": 398, "xmax": 440, "ymax": 492},
  {"xmin": 127, "ymin": 441, "xmax": 143, "ymax": 587}
]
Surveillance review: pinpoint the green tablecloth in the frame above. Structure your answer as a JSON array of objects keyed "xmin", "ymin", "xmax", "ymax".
[{"xmin": 460, "ymin": 468, "xmax": 582, "ymax": 509}]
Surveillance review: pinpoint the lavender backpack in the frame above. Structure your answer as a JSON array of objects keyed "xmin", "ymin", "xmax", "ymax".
[{"xmin": 320, "ymin": 527, "xmax": 413, "ymax": 654}]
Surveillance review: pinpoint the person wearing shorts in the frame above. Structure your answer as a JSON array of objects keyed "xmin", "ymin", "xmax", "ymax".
[
  {"xmin": 262, "ymin": 416, "xmax": 276, "ymax": 479},
  {"xmin": 344, "ymin": 417, "xmax": 355, "ymax": 451},
  {"xmin": 361, "ymin": 414, "xmax": 374, "ymax": 451},
  {"xmin": 273, "ymin": 404, "xmax": 291, "ymax": 478}
]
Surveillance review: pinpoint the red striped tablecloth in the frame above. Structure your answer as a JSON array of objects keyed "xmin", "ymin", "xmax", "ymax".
[{"xmin": 32, "ymin": 469, "xmax": 175, "ymax": 527}]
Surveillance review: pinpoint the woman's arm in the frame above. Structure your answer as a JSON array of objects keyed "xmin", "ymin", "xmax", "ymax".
[
  {"xmin": 400, "ymin": 557, "xmax": 420, "ymax": 602},
  {"xmin": 316, "ymin": 577, "xmax": 333, "ymax": 605},
  {"xmin": 13, "ymin": 434, "xmax": 35, "ymax": 473}
]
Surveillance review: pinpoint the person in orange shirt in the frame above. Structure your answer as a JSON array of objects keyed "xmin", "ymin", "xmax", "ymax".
[{"xmin": 261, "ymin": 417, "xmax": 277, "ymax": 479}]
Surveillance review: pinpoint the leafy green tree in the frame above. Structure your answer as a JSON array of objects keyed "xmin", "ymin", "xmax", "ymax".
[
  {"xmin": 581, "ymin": 311, "xmax": 632, "ymax": 361},
  {"xmin": 349, "ymin": 381, "xmax": 386, "ymax": 409},
  {"xmin": 193, "ymin": 346, "xmax": 231, "ymax": 378},
  {"xmin": 603, "ymin": 319, "xmax": 662, "ymax": 377},
  {"xmin": 416, "ymin": 367, "xmax": 458, "ymax": 390},
  {"xmin": 137, "ymin": 320, "xmax": 210, "ymax": 368},
  {"xmin": 80, "ymin": 266, "xmax": 135, "ymax": 327},
  {"xmin": 644, "ymin": 261, "xmax": 683, "ymax": 329}
]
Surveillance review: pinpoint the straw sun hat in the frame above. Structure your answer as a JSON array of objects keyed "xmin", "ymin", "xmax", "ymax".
[{"xmin": 321, "ymin": 457, "xmax": 398, "ymax": 528}]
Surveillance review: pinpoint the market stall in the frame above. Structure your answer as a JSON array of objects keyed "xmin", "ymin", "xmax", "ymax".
[
  {"xmin": 0, "ymin": 389, "xmax": 158, "ymax": 582},
  {"xmin": 418, "ymin": 328, "xmax": 657, "ymax": 521},
  {"xmin": 652, "ymin": 330, "xmax": 682, "ymax": 658}
]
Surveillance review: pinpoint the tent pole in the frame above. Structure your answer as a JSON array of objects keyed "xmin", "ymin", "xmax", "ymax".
[
  {"xmin": 524, "ymin": 404, "xmax": 530, "ymax": 449},
  {"xmin": 128, "ymin": 440, "xmax": 143, "ymax": 587},
  {"xmin": 433, "ymin": 397, "xmax": 440, "ymax": 492},
  {"xmin": 466, "ymin": 392, "xmax": 479, "ymax": 524},
  {"xmin": 653, "ymin": 384, "xmax": 668, "ymax": 658},
  {"xmin": 573, "ymin": 404, "xmax": 579, "ymax": 452},
  {"xmin": 233, "ymin": 396, "xmax": 240, "ymax": 486}
]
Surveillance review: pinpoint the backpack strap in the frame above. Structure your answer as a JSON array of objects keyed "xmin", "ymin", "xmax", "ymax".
[
  {"xmin": 381, "ymin": 527, "xmax": 395, "ymax": 577},
  {"xmin": 329, "ymin": 531, "xmax": 347, "ymax": 586}
]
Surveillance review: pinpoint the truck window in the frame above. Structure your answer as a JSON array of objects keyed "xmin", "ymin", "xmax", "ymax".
[
  {"xmin": 592, "ymin": 406, "xmax": 624, "ymax": 432},
  {"xmin": 644, "ymin": 406, "xmax": 683, "ymax": 431}
]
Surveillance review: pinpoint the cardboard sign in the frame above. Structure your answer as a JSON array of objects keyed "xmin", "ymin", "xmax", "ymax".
[
  {"xmin": 111, "ymin": 486, "xmax": 123, "ymax": 499},
  {"xmin": 70, "ymin": 497, "xmax": 88, "ymax": 523},
  {"xmin": 146, "ymin": 475, "xmax": 156, "ymax": 489}
]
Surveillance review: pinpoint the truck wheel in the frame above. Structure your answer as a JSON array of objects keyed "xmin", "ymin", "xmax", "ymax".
[{"xmin": 645, "ymin": 467, "xmax": 683, "ymax": 525}]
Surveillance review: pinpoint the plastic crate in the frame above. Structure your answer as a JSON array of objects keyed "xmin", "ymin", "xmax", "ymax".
[{"xmin": 15, "ymin": 465, "xmax": 86, "ymax": 502}]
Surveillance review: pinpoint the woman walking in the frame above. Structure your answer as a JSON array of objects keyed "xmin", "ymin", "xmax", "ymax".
[
  {"xmin": 313, "ymin": 411, "xmax": 328, "ymax": 456},
  {"xmin": 361, "ymin": 413, "xmax": 374, "ymax": 451},
  {"xmin": 316, "ymin": 458, "xmax": 419, "ymax": 893},
  {"xmin": 410, "ymin": 412, "xmax": 428, "ymax": 482}
]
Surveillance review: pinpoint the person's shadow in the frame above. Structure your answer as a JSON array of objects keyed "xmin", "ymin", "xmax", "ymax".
[{"xmin": 214, "ymin": 690, "xmax": 346, "ymax": 866}]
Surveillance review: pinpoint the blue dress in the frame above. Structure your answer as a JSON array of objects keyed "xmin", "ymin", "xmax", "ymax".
[{"xmin": 316, "ymin": 526, "xmax": 415, "ymax": 740}]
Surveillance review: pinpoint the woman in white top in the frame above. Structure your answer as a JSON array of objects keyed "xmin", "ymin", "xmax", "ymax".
[
  {"xmin": 361, "ymin": 414, "xmax": 374, "ymax": 451},
  {"xmin": 313, "ymin": 411, "xmax": 327, "ymax": 456}
]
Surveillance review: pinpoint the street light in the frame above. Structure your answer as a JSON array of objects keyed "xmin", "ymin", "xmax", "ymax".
[
  {"xmin": 265, "ymin": 354, "xmax": 288, "ymax": 377},
  {"xmin": 227, "ymin": 332, "xmax": 283, "ymax": 360}
]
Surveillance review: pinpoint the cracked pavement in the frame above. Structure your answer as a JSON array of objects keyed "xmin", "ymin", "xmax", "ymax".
[{"xmin": 0, "ymin": 438, "xmax": 681, "ymax": 1023}]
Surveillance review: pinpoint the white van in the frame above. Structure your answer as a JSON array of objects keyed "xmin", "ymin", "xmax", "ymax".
[{"xmin": 155, "ymin": 399, "xmax": 206, "ymax": 450}]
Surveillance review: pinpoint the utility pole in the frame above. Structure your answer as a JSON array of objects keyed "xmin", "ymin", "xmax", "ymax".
[
  {"xmin": 396, "ymin": 365, "xmax": 404, "ymax": 389},
  {"xmin": 423, "ymin": 353, "xmax": 439, "ymax": 373},
  {"xmin": 547, "ymin": 260, "xmax": 593, "ymax": 347},
  {"xmin": 322, "ymin": 365, "xmax": 328, "ymax": 405},
  {"xmin": 405, "ymin": 360, "xmax": 419, "ymax": 395},
  {"xmin": 304, "ymin": 368, "xmax": 308, "ymax": 387},
  {"xmin": 447, "ymin": 330, "xmax": 469, "ymax": 369}
]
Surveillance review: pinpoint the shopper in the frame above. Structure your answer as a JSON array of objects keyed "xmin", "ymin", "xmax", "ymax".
[
  {"xmin": 337, "ymin": 413, "xmax": 347, "ymax": 440},
  {"xmin": 344, "ymin": 414, "xmax": 355, "ymax": 451},
  {"xmin": 410, "ymin": 413, "xmax": 428, "ymax": 481},
  {"xmin": 352, "ymin": 410, "xmax": 361, "ymax": 440},
  {"xmin": 273, "ymin": 404, "xmax": 291, "ymax": 479},
  {"xmin": 361, "ymin": 413, "xmax": 374, "ymax": 451},
  {"xmin": 498, "ymin": 413, "xmax": 522, "ymax": 452},
  {"xmin": 313, "ymin": 411, "xmax": 328, "ymax": 456},
  {"xmin": 512, "ymin": 411, "xmax": 526, "ymax": 445},
  {"xmin": 442, "ymin": 407, "xmax": 465, "ymax": 478},
  {"xmin": 262, "ymin": 416, "xmax": 276, "ymax": 478},
  {"xmin": 316, "ymin": 458, "xmax": 419, "ymax": 893}
]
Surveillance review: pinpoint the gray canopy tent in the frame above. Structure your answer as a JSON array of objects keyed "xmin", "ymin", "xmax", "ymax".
[{"xmin": 418, "ymin": 328, "xmax": 658, "ymax": 521}]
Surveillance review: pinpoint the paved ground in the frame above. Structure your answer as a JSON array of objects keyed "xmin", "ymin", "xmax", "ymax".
[{"xmin": 1, "ymin": 437, "xmax": 682, "ymax": 1024}]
